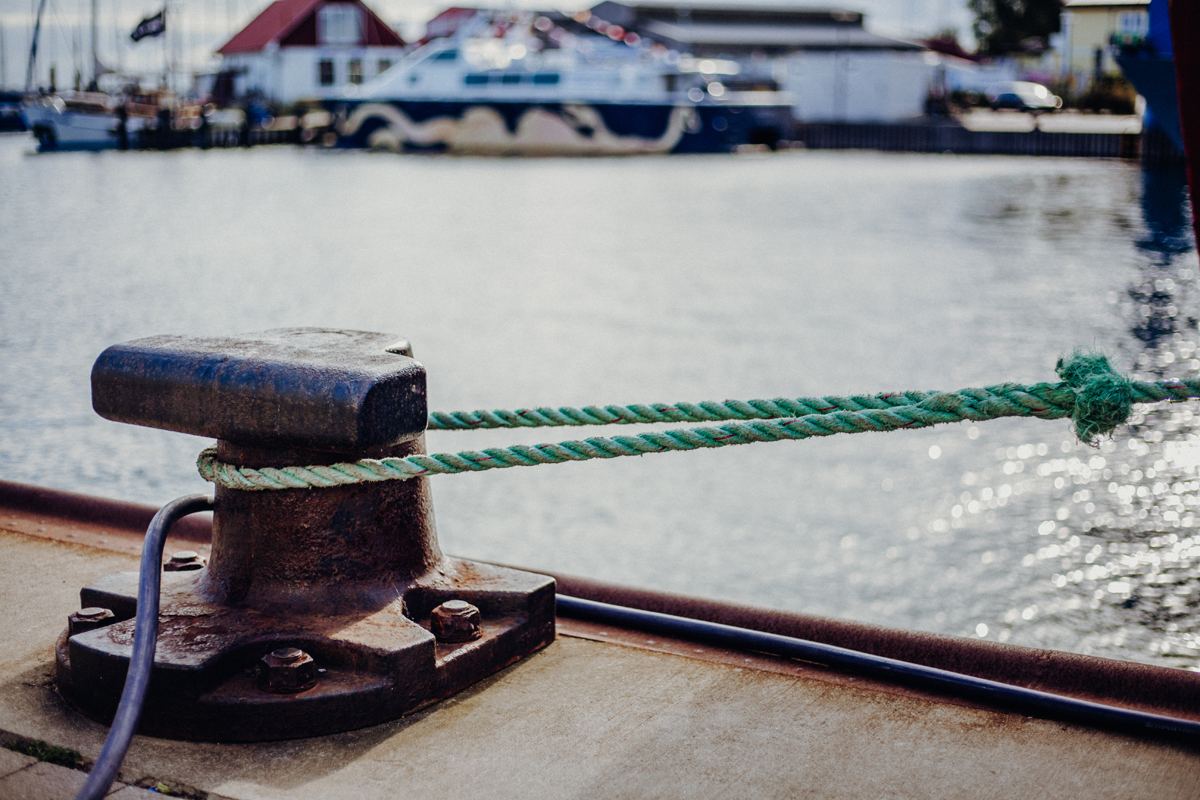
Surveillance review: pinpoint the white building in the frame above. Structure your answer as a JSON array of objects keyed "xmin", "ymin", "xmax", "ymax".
[
  {"xmin": 589, "ymin": 2, "xmax": 935, "ymax": 123},
  {"xmin": 1059, "ymin": 0, "xmax": 1150, "ymax": 88},
  {"xmin": 216, "ymin": 0, "xmax": 406, "ymax": 104},
  {"xmin": 782, "ymin": 50, "xmax": 937, "ymax": 123}
]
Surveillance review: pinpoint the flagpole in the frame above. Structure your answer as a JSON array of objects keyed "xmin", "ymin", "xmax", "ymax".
[
  {"xmin": 113, "ymin": 0, "xmax": 123, "ymax": 77},
  {"xmin": 161, "ymin": 2, "xmax": 167, "ymax": 90}
]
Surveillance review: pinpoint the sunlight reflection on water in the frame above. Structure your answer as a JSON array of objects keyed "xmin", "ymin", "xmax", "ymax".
[{"xmin": 0, "ymin": 136, "xmax": 1196, "ymax": 668}]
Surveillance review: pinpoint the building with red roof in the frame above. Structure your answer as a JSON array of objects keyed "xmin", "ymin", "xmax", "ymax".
[{"xmin": 215, "ymin": 0, "xmax": 405, "ymax": 103}]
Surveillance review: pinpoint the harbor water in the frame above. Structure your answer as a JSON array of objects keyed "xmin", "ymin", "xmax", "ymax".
[{"xmin": 1, "ymin": 133, "xmax": 1197, "ymax": 671}]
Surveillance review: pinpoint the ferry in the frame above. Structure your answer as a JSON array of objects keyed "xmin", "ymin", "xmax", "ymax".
[{"xmin": 327, "ymin": 11, "xmax": 793, "ymax": 155}]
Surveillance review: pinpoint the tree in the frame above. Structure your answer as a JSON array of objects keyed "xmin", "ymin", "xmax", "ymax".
[{"xmin": 968, "ymin": 0, "xmax": 1063, "ymax": 55}]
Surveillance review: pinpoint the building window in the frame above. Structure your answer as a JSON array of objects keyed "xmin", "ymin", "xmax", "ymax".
[
  {"xmin": 1117, "ymin": 10, "xmax": 1149, "ymax": 35},
  {"xmin": 318, "ymin": 4, "xmax": 363, "ymax": 45},
  {"xmin": 318, "ymin": 59, "xmax": 335, "ymax": 86},
  {"xmin": 377, "ymin": 58, "xmax": 393, "ymax": 75},
  {"xmin": 348, "ymin": 59, "xmax": 363, "ymax": 84}
]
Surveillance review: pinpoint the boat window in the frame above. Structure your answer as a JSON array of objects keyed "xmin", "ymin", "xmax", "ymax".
[
  {"xmin": 348, "ymin": 59, "xmax": 364, "ymax": 85},
  {"xmin": 532, "ymin": 73, "xmax": 560, "ymax": 85},
  {"xmin": 464, "ymin": 74, "xmax": 489, "ymax": 85},
  {"xmin": 318, "ymin": 59, "xmax": 335, "ymax": 87},
  {"xmin": 500, "ymin": 74, "xmax": 521, "ymax": 85},
  {"xmin": 433, "ymin": 50, "xmax": 458, "ymax": 61}
]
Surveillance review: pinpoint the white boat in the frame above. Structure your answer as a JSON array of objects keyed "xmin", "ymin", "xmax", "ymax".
[
  {"xmin": 20, "ymin": 92, "xmax": 139, "ymax": 151},
  {"xmin": 329, "ymin": 11, "xmax": 793, "ymax": 155},
  {"xmin": 19, "ymin": 0, "xmax": 162, "ymax": 151}
]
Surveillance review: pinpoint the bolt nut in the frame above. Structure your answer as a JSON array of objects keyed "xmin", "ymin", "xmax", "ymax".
[
  {"xmin": 256, "ymin": 647, "xmax": 317, "ymax": 694},
  {"xmin": 163, "ymin": 550, "xmax": 205, "ymax": 572},
  {"xmin": 68, "ymin": 607, "xmax": 116, "ymax": 636},
  {"xmin": 430, "ymin": 600, "xmax": 482, "ymax": 643}
]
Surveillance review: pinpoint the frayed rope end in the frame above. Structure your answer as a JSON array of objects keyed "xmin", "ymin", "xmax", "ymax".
[{"xmin": 1055, "ymin": 350, "xmax": 1133, "ymax": 446}]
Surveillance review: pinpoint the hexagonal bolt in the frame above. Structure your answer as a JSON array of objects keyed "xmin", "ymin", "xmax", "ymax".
[
  {"xmin": 256, "ymin": 647, "xmax": 318, "ymax": 694},
  {"xmin": 163, "ymin": 550, "xmax": 206, "ymax": 572},
  {"xmin": 431, "ymin": 600, "xmax": 482, "ymax": 643},
  {"xmin": 68, "ymin": 607, "xmax": 116, "ymax": 636}
]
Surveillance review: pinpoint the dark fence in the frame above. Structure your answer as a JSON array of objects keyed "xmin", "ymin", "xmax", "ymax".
[
  {"xmin": 131, "ymin": 124, "xmax": 304, "ymax": 150},
  {"xmin": 795, "ymin": 122, "xmax": 1186, "ymax": 163},
  {"xmin": 195, "ymin": 125, "xmax": 303, "ymax": 149}
]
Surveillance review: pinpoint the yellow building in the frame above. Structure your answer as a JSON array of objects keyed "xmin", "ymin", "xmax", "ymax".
[{"xmin": 1060, "ymin": 0, "xmax": 1149, "ymax": 86}]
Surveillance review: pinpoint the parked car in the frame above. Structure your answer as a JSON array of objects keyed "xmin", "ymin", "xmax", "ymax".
[{"xmin": 986, "ymin": 81, "xmax": 1062, "ymax": 113}]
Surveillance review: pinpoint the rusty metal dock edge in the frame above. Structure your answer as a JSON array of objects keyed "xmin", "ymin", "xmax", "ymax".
[{"xmin": 2, "ymin": 477, "xmax": 1200, "ymax": 729}]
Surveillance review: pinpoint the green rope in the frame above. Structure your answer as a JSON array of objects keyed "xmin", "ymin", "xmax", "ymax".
[
  {"xmin": 1055, "ymin": 350, "xmax": 1135, "ymax": 444},
  {"xmin": 197, "ymin": 352, "xmax": 1200, "ymax": 491},
  {"xmin": 426, "ymin": 392, "xmax": 941, "ymax": 430}
]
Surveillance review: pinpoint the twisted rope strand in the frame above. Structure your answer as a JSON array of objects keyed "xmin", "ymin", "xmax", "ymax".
[
  {"xmin": 425, "ymin": 391, "xmax": 945, "ymax": 430},
  {"xmin": 425, "ymin": 380, "xmax": 1199, "ymax": 433},
  {"xmin": 197, "ymin": 354, "xmax": 1200, "ymax": 492},
  {"xmin": 427, "ymin": 381, "xmax": 1186, "ymax": 432}
]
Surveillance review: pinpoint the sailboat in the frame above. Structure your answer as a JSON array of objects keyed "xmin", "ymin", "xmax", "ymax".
[
  {"xmin": 19, "ymin": 0, "xmax": 159, "ymax": 151},
  {"xmin": 20, "ymin": 91, "xmax": 134, "ymax": 151}
]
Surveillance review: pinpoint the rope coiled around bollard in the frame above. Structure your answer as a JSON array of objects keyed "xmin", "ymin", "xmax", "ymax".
[{"xmin": 196, "ymin": 352, "xmax": 1200, "ymax": 491}]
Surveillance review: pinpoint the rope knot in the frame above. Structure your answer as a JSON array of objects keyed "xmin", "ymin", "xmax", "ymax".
[{"xmin": 1055, "ymin": 350, "xmax": 1133, "ymax": 446}]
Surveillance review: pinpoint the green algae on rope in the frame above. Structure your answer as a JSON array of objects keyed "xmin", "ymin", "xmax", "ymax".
[{"xmin": 196, "ymin": 352, "xmax": 1200, "ymax": 491}]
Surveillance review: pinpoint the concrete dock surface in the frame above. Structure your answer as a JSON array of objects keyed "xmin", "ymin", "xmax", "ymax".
[{"xmin": 0, "ymin": 528, "xmax": 1197, "ymax": 799}]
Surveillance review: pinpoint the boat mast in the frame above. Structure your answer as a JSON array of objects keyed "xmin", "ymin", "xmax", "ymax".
[
  {"xmin": 24, "ymin": 0, "xmax": 48, "ymax": 91},
  {"xmin": 90, "ymin": 0, "xmax": 98, "ymax": 88},
  {"xmin": 161, "ymin": 0, "xmax": 169, "ymax": 90}
]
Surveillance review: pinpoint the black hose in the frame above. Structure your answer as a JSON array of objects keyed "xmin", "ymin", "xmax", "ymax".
[
  {"xmin": 556, "ymin": 594, "xmax": 1200, "ymax": 742},
  {"xmin": 74, "ymin": 494, "xmax": 214, "ymax": 800}
]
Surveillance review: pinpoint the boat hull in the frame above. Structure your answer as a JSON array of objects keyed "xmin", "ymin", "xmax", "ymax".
[
  {"xmin": 20, "ymin": 102, "xmax": 120, "ymax": 152},
  {"xmin": 1116, "ymin": 54, "xmax": 1183, "ymax": 153},
  {"xmin": 0, "ymin": 92, "xmax": 25, "ymax": 132},
  {"xmin": 328, "ymin": 99, "xmax": 790, "ymax": 155}
]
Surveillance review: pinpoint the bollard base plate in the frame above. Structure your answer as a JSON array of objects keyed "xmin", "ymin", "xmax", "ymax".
[{"xmin": 55, "ymin": 558, "xmax": 555, "ymax": 742}]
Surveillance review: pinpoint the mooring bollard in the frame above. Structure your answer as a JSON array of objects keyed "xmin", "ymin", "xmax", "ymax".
[{"xmin": 56, "ymin": 328, "xmax": 555, "ymax": 742}]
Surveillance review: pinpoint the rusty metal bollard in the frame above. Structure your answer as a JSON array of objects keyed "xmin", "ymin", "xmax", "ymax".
[{"xmin": 56, "ymin": 328, "xmax": 555, "ymax": 742}]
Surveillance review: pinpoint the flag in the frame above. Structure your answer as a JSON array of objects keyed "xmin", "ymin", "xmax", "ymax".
[{"xmin": 131, "ymin": 10, "xmax": 166, "ymax": 42}]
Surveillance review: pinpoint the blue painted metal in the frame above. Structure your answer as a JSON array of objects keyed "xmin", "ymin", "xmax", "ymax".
[{"xmin": 1116, "ymin": 0, "xmax": 1183, "ymax": 153}]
